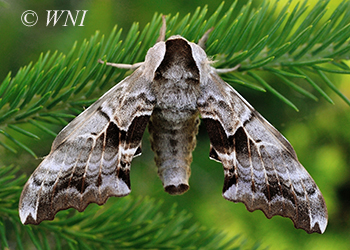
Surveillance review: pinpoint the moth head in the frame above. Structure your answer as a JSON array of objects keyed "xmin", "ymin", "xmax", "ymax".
[
  {"xmin": 163, "ymin": 35, "xmax": 211, "ymax": 82},
  {"xmin": 152, "ymin": 37, "xmax": 201, "ymax": 82}
]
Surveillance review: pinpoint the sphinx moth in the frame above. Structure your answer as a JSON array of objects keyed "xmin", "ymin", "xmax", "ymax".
[{"xmin": 19, "ymin": 17, "xmax": 328, "ymax": 234}]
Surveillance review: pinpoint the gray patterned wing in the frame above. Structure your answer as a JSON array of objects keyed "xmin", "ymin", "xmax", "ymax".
[
  {"xmin": 197, "ymin": 72, "xmax": 328, "ymax": 234},
  {"xmin": 19, "ymin": 68, "xmax": 156, "ymax": 225}
]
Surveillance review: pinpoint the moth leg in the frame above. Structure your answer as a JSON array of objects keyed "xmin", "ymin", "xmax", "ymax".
[
  {"xmin": 98, "ymin": 59, "xmax": 144, "ymax": 70},
  {"xmin": 197, "ymin": 27, "xmax": 214, "ymax": 49},
  {"xmin": 214, "ymin": 64, "xmax": 241, "ymax": 74},
  {"xmin": 156, "ymin": 15, "xmax": 167, "ymax": 42}
]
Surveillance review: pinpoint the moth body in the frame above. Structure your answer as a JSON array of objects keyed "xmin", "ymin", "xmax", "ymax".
[{"xmin": 149, "ymin": 38, "xmax": 201, "ymax": 194}]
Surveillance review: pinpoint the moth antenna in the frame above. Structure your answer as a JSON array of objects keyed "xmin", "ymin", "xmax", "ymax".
[
  {"xmin": 214, "ymin": 64, "xmax": 241, "ymax": 74},
  {"xmin": 98, "ymin": 59, "xmax": 144, "ymax": 70},
  {"xmin": 157, "ymin": 15, "xmax": 167, "ymax": 42},
  {"xmin": 197, "ymin": 27, "xmax": 214, "ymax": 49}
]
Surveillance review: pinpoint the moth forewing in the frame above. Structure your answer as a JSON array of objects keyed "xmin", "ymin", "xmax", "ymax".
[
  {"xmin": 19, "ymin": 45, "xmax": 162, "ymax": 225},
  {"xmin": 19, "ymin": 18, "xmax": 327, "ymax": 234},
  {"xmin": 196, "ymin": 69, "xmax": 328, "ymax": 233}
]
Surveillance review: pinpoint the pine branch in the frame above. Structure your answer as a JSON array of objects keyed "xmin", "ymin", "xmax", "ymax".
[
  {"xmin": 0, "ymin": 1, "xmax": 349, "ymax": 248},
  {"xmin": 0, "ymin": 0, "xmax": 350, "ymax": 153}
]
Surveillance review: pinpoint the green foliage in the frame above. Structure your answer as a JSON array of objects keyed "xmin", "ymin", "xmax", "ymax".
[
  {"xmin": 0, "ymin": 0, "xmax": 349, "ymax": 249},
  {"xmin": 0, "ymin": 0, "xmax": 350, "ymax": 153}
]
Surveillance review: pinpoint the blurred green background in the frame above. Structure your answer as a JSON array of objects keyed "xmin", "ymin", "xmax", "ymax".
[{"xmin": 0, "ymin": 0, "xmax": 349, "ymax": 249}]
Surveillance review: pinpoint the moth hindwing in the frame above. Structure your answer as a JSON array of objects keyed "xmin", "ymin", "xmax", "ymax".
[{"xmin": 19, "ymin": 17, "xmax": 328, "ymax": 234}]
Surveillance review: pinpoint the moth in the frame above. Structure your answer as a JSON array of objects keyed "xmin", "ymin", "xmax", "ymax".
[{"xmin": 19, "ymin": 17, "xmax": 328, "ymax": 234}]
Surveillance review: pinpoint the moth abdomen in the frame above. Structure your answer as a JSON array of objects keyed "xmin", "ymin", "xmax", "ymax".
[
  {"xmin": 165, "ymin": 183, "xmax": 190, "ymax": 195},
  {"xmin": 148, "ymin": 108, "xmax": 199, "ymax": 195}
]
